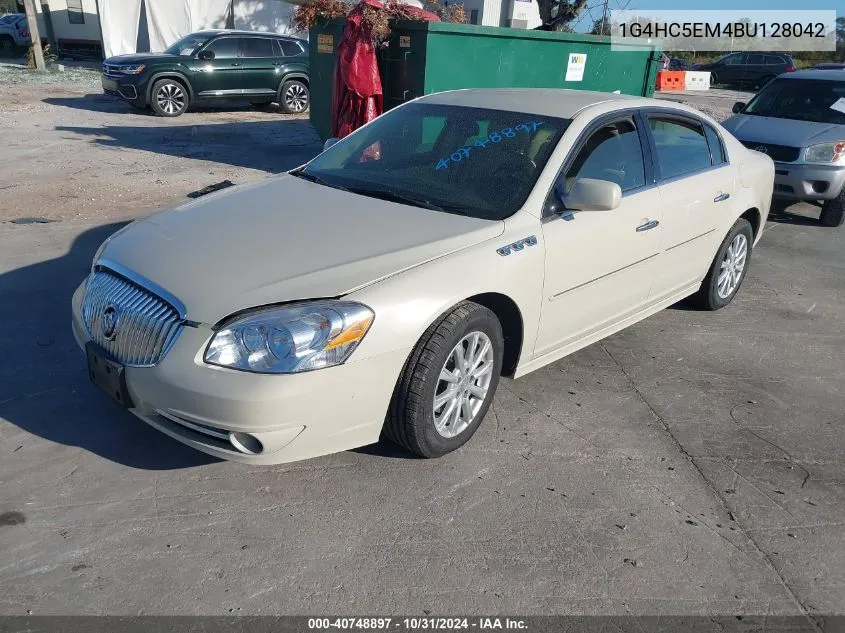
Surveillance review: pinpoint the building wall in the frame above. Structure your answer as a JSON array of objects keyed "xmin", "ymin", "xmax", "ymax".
[{"xmin": 36, "ymin": 0, "xmax": 102, "ymax": 43}]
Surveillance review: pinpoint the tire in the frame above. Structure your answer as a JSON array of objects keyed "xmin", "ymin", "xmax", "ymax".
[
  {"xmin": 690, "ymin": 218, "xmax": 754, "ymax": 311},
  {"xmin": 150, "ymin": 78, "xmax": 189, "ymax": 117},
  {"xmin": 279, "ymin": 79, "xmax": 309, "ymax": 114},
  {"xmin": 0, "ymin": 35, "xmax": 14, "ymax": 53},
  {"xmin": 709, "ymin": 72, "xmax": 718, "ymax": 86},
  {"xmin": 384, "ymin": 301, "xmax": 504, "ymax": 458},
  {"xmin": 819, "ymin": 187, "xmax": 845, "ymax": 227}
]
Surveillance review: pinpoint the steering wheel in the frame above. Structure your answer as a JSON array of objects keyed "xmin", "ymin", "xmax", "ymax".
[{"xmin": 489, "ymin": 147, "xmax": 537, "ymax": 184}]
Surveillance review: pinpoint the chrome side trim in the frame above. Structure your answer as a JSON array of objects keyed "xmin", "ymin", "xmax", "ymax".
[
  {"xmin": 549, "ymin": 253, "xmax": 659, "ymax": 300},
  {"xmin": 665, "ymin": 228, "xmax": 716, "ymax": 252}
]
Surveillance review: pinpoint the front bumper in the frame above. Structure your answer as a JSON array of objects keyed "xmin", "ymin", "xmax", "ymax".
[
  {"xmin": 72, "ymin": 282, "xmax": 408, "ymax": 465},
  {"xmin": 772, "ymin": 161, "xmax": 845, "ymax": 201},
  {"xmin": 102, "ymin": 74, "xmax": 147, "ymax": 106}
]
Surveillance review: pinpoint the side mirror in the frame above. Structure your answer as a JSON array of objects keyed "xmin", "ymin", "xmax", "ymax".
[
  {"xmin": 198, "ymin": 50, "xmax": 215, "ymax": 60},
  {"xmin": 323, "ymin": 137, "xmax": 339, "ymax": 151},
  {"xmin": 562, "ymin": 178, "xmax": 622, "ymax": 212},
  {"xmin": 732, "ymin": 101, "xmax": 746, "ymax": 114}
]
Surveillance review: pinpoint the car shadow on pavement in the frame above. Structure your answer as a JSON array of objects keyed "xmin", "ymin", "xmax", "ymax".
[
  {"xmin": 56, "ymin": 119, "xmax": 323, "ymax": 173},
  {"xmin": 0, "ymin": 221, "xmax": 217, "ymax": 470},
  {"xmin": 43, "ymin": 94, "xmax": 146, "ymax": 115},
  {"xmin": 767, "ymin": 203, "xmax": 824, "ymax": 227}
]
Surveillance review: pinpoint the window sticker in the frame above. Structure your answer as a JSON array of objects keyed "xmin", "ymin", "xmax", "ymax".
[{"xmin": 435, "ymin": 121, "xmax": 545, "ymax": 171}]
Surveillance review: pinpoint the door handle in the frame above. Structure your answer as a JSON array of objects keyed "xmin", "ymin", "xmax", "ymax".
[
  {"xmin": 273, "ymin": 62, "xmax": 282, "ymax": 67},
  {"xmin": 636, "ymin": 220, "xmax": 660, "ymax": 232},
  {"xmin": 230, "ymin": 62, "xmax": 242, "ymax": 67},
  {"xmin": 714, "ymin": 193, "xmax": 730, "ymax": 202}
]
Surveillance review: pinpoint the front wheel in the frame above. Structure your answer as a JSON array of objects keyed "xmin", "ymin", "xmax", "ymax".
[
  {"xmin": 384, "ymin": 301, "xmax": 503, "ymax": 458},
  {"xmin": 279, "ymin": 79, "xmax": 309, "ymax": 114},
  {"xmin": 150, "ymin": 79, "xmax": 188, "ymax": 117},
  {"xmin": 819, "ymin": 188, "xmax": 845, "ymax": 227},
  {"xmin": 690, "ymin": 218, "xmax": 754, "ymax": 311}
]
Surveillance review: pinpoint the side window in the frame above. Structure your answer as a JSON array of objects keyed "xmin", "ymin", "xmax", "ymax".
[
  {"xmin": 204, "ymin": 37, "xmax": 239, "ymax": 59},
  {"xmin": 765, "ymin": 55, "xmax": 783, "ymax": 65},
  {"xmin": 242, "ymin": 37, "xmax": 274, "ymax": 58},
  {"xmin": 278, "ymin": 40, "xmax": 303, "ymax": 56},
  {"xmin": 746, "ymin": 53, "xmax": 765, "ymax": 65},
  {"xmin": 565, "ymin": 119, "xmax": 646, "ymax": 193},
  {"xmin": 649, "ymin": 117, "xmax": 712, "ymax": 180},
  {"xmin": 703, "ymin": 124, "xmax": 727, "ymax": 165},
  {"xmin": 725, "ymin": 54, "xmax": 746, "ymax": 65}
]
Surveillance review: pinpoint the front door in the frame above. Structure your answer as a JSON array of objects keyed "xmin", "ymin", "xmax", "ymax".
[
  {"xmin": 240, "ymin": 36, "xmax": 280, "ymax": 99},
  {"xmin": 192, "ymin": 36, "xmax": 243, "ymax": 98},
  {"xmin": 645, "ymin": 114, "xmax": 737, "ymax": 300},
  {"xmin": 719, "ymin": 53, "xmax": 747, "ymax": 86},
  {"xmin": 535, "ymin": 115, "xmax": 663, "ymax": 357}
]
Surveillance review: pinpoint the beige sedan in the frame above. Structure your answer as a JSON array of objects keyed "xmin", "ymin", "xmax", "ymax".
[{"xmin": 71, "ymin": 89, "xmax": 775, "ymax": 464}]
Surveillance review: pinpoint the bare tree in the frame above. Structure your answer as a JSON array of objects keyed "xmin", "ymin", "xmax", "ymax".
[{"xmin": 535, "ymin": 0, "xmax": 587, "ymax": 31}]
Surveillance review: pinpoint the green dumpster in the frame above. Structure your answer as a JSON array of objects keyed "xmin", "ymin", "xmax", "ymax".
[{"xmin": 309, "ymin": 20, "xmax": 662, "ymax": 141}]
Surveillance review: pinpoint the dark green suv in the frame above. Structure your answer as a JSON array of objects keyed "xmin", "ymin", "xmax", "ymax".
[{"xmin": 102, "ymin": 30, "xmax": 310, "ymax": 117}]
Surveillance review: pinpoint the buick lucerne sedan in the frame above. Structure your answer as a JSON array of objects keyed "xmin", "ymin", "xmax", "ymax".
[{"xmin": 72, "ymin": 89, "xmax": 775, "ymax": 464}]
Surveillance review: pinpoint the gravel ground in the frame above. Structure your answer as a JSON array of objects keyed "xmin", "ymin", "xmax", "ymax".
[{"xmin": 0, "ymin": 71, "xmax": 322, "ymax": 225}]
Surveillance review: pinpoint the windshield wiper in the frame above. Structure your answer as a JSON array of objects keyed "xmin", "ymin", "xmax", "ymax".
[
  {"xmin": 346, "ymin": 186, "xmax": 459, "ymax": 213},
  {"xmin": 290, "ymin": 169, "xmax": 349, "ymax": 192}
]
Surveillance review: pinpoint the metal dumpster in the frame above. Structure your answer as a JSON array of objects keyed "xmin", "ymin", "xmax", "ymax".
[{"xmin": 309, "ymin": 20, "xmax": 662, "ymax": 140}]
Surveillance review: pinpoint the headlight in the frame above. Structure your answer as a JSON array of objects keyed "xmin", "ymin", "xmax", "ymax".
[
  {"xmin": 204, "ymin": 301, "xmax": 374, "ymax": 374},
  {"xmin": 119, "ymin": 64, "xmax": 145, "ymax": 74},
  {"xmin": 805, "ymin": 141, "xmax": 845, "ymax": 165}
]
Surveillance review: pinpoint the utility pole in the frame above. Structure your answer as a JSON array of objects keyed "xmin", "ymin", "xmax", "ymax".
[
  {"xmin": 22, "ymin": 0, "xmax": 45, "ymax": 70},
  {"xmin": 600, "ymin": 0, "xmax": 609, "ymax": 36}
]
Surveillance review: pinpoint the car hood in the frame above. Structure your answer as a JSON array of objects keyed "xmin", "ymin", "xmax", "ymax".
[
  {"xmin": 104, "ymin": 53, "xmax": 179, "ymax": 65},
  {"xmin": 98, "ymin": 175, "xmax": 505, "ymax": 324},
  {"xmin": 722, "ymin": 114, "xmax": 845, "ymax": 147}
]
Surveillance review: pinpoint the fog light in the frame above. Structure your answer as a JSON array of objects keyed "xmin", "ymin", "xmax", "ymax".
[{"xmin": 229, "ymin": 432, "xmax": 263, "ymax": 455}]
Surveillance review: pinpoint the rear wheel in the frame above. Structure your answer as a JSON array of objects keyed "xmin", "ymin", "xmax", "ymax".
[
  {"xmin": 150, "ymin": 78, "xmax": 188, "ymax": 117},
  {"xmin": 0, "ymin": 35, "xmax": 15, "ymax": 53},
  {"xmin": 383, "ymin": 301, "xmax": 503, "ymax": 458},
  {"xmin": 279, "ymin": 79, "xmax": 309, "ymax": 114},
  {"xmin": 820, "ymin": 187, "xmax": 845, "ymax": 227},
  {"xmin": 690, "ymin": 218, "xmax": 754, "ymax": 310}
]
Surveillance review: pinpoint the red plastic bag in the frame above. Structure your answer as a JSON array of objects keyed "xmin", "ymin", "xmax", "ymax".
[{"xmin": 331, "ymin": 0, "xmax": 439, "ymax": 139}]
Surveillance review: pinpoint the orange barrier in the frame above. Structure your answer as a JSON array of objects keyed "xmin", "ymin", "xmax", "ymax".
[{"xmin": 656, "ymin": 70, "xmax": 685, "ymax": 92}]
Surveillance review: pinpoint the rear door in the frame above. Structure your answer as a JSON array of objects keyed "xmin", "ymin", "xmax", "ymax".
[
  {"xmin": 744, "ymin": 53, "xmax": 766, "ymax": 87},
  {"xmin": 240, "ymin": 36, "xmax": 279, "ymax": 98},
  {"xmin": 645, "ymin": 112, "xmax": 736, "ymax": 300},
  {"xmin": 193, "ymin": 36, "xmax": 243, "ymax": 97}
]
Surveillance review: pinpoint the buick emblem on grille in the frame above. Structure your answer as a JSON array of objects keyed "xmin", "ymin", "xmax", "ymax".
[
  {"xmin": 755, "ymin": 146, "xmax": 768, "ymax": 154},
  {"xmin": 102, "ymin": 306, "xmax": 119, "ymax": 341}
]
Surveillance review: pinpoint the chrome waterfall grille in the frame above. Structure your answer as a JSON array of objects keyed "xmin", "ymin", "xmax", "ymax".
[{"xmin": 81, "ymin": 267, "xmax": 185, "ymax": 367}]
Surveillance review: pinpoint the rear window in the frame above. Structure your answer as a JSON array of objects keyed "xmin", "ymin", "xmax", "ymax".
[
  {"xmin": 242, "ymin": 37, "xmax": 274, "ymax": 58},
  {"xmin": 277, "ymin": 39, "xmax": 303, "ymax": 56},
  {"xmin": 648, "ymin": 117, "xmax": 713, "ymax": 180}
]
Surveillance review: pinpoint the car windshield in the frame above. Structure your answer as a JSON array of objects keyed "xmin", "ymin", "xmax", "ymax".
[
  {"xmin": 0, "ymin": 13, "xmax": 21, "ymax": 24},
  {"xmin": 743, "ymin": 78, "xmax": 845, "ymax": 124},
  {"xmin": 165, "ymin": 34, "xmax": 210, "ymax": 56},
  {"xmin": 296, "ymin": 103, "xmax": 570, "ymax": 221}
]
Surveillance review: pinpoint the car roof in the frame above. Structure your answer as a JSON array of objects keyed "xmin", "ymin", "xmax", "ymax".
[
  {"xmin": 779, "ymin": 69, "xmax": 845, "ymax": 80},
  {"xmin": 193, "ymin": 29, "xmax": 304, "ymax": 41},
  {"xmin": 419, "ymin": 88, "xmax": 672, "ymax": 119}
]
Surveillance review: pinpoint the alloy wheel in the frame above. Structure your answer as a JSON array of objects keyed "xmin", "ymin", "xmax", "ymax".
[
  {"xmin": 156, "ymin": 83, "xmax": 185, "ymax": 115},
  {"xmin": 433, "ymin": 331, "xmax": 495, "ymax": 439},
  {"xmin": 284, "ymin": 84, "xmax": 308, "ymax": 113},
  {"xmin": 717, "ymin": 233, "xmax": 748, "ymax": 299}
]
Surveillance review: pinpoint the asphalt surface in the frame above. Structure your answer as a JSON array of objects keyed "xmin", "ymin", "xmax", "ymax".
[{"xmin": 1, "ymin": 199, "xmax": 843, "ymax": 617}]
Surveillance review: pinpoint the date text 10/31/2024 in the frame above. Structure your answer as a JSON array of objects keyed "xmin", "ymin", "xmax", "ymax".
[
  {"xmin": 435, "ymin": 122, "xmax": 546, "ymax": 171},
  {"xmin": 308, "ymin": 617, "xmax": 528, "ymax": 630}
]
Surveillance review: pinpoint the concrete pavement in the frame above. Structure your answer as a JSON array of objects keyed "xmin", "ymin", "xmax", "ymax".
[{"xmin": 0, "ymin": 201, "xmax": 842, "ymax": 617}]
